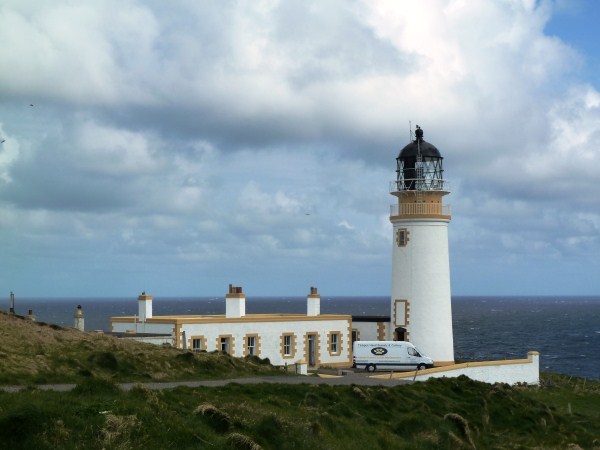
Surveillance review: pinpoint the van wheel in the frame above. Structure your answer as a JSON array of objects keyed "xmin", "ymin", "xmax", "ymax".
[
  {"xmin": 417, "ymin": 363, "xmax": 426, "ymax": 371},
  {"xmin": 366, "ymin": 364, "xmax": 376, "ymax": 373}
]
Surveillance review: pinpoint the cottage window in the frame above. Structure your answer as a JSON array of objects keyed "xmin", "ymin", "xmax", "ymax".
[
  {"xmin": 331, "ymin": 333, "xmax": 339, "ymax": 353},
  {"xmin": 283, "ymin": 335, "xmax": 292, "ymax": 356},
  {"xmin": 247, "ymin": 336, "xmax": 256, "ymax": 356},
  {"xmin": 281, "ymin": 333, "xmax": 296, "ymax": 358}
]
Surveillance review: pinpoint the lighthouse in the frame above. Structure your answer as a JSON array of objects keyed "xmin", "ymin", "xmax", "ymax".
[{"xmin": 389, "ymin": 125, "xmax": 454, "ymax": 365}]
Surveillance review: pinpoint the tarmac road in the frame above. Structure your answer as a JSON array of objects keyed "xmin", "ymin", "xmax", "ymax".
[{"xmin": 1, "ymin": 371, "xmax": 411, "ymax": 393}]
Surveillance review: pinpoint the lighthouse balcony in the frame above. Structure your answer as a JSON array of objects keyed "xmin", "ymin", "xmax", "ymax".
[
  {"xmin": 390, "ymin": 203, "xmax": 451, "ymax": 218},
  {"xmin": 389, "ymin": 179, "xmax": 449, "ymax": 193}
]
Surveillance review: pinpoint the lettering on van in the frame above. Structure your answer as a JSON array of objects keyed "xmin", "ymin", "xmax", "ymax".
[{"xmin": 371, "ymin": 347, "xmax": 388, "ymax": 356}]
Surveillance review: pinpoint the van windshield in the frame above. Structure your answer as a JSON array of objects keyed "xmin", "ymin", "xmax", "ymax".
[{"xmin": 407, "ymin": 347, "xmax": 417, "ymax": 356}]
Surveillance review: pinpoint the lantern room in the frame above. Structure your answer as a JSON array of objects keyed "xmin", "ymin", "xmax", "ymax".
[{"xmin": 395, "ymin": 126, "xmax": 445, "ymax": 192}]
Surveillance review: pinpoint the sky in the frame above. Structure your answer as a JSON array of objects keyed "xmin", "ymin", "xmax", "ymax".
[{"xmin": 1, "ymin": 0, "xmax": 600, "ymax": 298}]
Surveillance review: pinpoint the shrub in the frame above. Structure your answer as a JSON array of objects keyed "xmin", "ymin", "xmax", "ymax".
[
  {"xmin": 254, "ymin": 414, "xmax": 284, "ymax": 445},
  {"xmin": 0, "ymin": 403, "xmax": 54, "ymax": 444},
  {"xmin": 244, "ymin": 355, "xmax": 266, "ymax": 365},
  {"xmin": 88, "ymin": 351, "xmax": 119, "ymax": 370},
  {"xmin": 176, "ymin": 352, "xmax": 195, "ymax": 363}
]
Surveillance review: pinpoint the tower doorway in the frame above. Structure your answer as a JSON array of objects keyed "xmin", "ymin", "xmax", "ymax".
[{"xmin": 394, "ymin": 327, "xmax": 407, "ymax": 342}]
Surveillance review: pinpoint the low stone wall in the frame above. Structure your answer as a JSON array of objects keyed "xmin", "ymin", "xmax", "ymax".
[{"xmin": 372, "ymin": 351, "xmax": 540, "ymax": 385}]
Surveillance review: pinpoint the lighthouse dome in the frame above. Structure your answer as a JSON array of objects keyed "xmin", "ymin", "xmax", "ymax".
[
  {"xmin": 397, "ymin": 126, "xmax": 442, "ymax": 160},
  {"xmin": 398, "ymin": 140, "xmax": 441, "ymax": 159}
]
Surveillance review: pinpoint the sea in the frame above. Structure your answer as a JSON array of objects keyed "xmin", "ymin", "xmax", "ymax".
[{"xmin": 3, "ymin": 295, "xmax": 599, "ymax": 380}]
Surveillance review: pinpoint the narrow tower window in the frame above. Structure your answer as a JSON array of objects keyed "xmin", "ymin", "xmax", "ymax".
[{"xmin": 396, "ymin": 228, "xmax": 409, "ymax": 247}]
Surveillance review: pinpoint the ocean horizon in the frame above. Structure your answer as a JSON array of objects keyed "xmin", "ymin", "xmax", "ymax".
[{"xmin": 3, "ymin": 295, "xmax": 599, "ymax": 380}]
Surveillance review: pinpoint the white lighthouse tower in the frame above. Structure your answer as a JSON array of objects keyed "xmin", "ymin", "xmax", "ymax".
[{"xmin": 389, "ymin": 125, "xmax": 454, "ymax": 365}]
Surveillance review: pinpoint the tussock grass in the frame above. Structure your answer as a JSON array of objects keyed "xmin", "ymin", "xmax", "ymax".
[
  {"xmin": 0, "ymin": 310, "xmax": 283, "ymax": 385},
  {"xmin": 129, "ymin": 383, "xmax": 162, "ymax": 407},
  {"xmin": 226, "ymin": 432, "xmax": 263, "ymax": 450},
  {"xmin": 0, "ymin": 375, "xmax": 599, "ymax": 449},
  {"xmin": 100, "ymin": 414, "xmax": 139, "ymax": 449},
  {"xmin": 351, "ymin": 385, "xmax": 368, "ymax": 400},
  {"xmin": 444, "ymin": 413, "xmax": 476, "ymax": 449},
  {"xmin": 194, "ymin": 402, "xmax": 232, "ymax": 432}
]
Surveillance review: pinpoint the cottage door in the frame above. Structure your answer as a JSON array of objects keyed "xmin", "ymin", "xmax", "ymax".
[{"xmin": 307, "ymin": 334, "xmax": 317, "ymax": 367}]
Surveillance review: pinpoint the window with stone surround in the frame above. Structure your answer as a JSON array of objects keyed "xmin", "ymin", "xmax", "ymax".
[
  {"xmin": 281, "ymin": 333, "xmax": 296, "ymax": 358},
  {"xmin": 217, "ymin": 335, "xmax": 234, "ymax": 355},
  {"xmin": 328, "ymin": 331, "xmax": 342, "ymax": 356},
  {"xmin": 244, "ymin": 334, "xmax": 260, "ymax": 357},
  {"xmin": 191, "ymin": 336, "xmax": 205, "ymax": 352}
]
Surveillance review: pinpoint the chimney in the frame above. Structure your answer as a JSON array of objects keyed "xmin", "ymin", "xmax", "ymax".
[
  {"xmin": 74, "ymin": 304, "xmax": 85, "ymax": 332},
  {"xmin": 138, "ymin": 291, "xmax": 153, "ymax": 321},
  {"xmin": 307, "ymin": 286, "xmax": 320, "ymax": 316},
  {"xmin": 226, "ymin": 284, "xmax": 245, "ymax": 318}
]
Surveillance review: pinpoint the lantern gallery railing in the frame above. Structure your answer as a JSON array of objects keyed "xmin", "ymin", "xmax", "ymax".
[
  {"xmin": 390, "ymin": 203, "xmax": 451, "ymax": 217},
  {"xmin": 389, "ymin": 179, "xmax": 449, "ymax": 193}
]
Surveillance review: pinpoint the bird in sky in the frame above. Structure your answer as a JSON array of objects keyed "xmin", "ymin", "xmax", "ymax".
[{"xmin": 0, "ymin": 139, "xmax": 5, "ymax": 144}]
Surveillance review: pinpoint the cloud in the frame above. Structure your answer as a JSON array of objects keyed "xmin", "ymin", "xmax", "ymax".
[{"xmin": 1, "ymin": 0, "xmax": 600, "ymax": 296}]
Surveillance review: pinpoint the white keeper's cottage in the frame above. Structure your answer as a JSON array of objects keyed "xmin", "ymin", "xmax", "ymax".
[{"xmin": 110, "ymin": 286, "xmax": 352, "ymax": 368}]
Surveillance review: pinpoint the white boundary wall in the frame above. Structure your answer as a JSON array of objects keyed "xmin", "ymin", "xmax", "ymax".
[
  {"xmin": 373, "ymin": 352, "xmax": 540, "ymax": 385},
  {"xmin": 112, "ymin": 321, "xmax": 173, "ymax": 335},
  {"xmin": 118, "ymin": 335, "xmax": 174, "ymax": 346}
]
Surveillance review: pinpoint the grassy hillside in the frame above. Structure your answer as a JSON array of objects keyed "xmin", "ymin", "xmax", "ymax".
[
  {"xmin": 1, "ymin": 310, "xmax": 599, "ymax": 449},
  {"xmin": 0, "ymin": 374, "xmax": 599, "ymax": 449},
  {"xmin": 0, "ymin": 310, "xmax": 282, "ymax": 385}
]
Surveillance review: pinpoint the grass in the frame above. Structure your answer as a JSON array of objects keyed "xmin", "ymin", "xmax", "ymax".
[
  {"xmin": 0, "ymin": 310, "xmax": 284, "ymax": 385},
  {"xmin": 1, "ymin": 309, "xmax": 600, "ymax": 448},
  {"xmin": 0, "ymin": 374, "xmax": 599, "ymax": 449}
]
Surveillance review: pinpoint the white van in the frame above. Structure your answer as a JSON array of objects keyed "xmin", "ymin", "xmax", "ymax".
[{"xmin": 352, "ymin": 341, "xmax": 434, "ymax": 372}]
